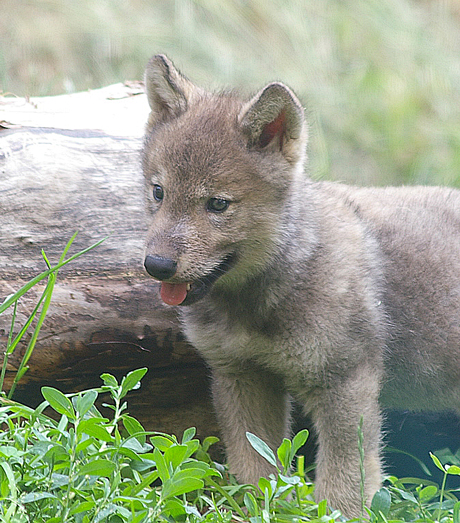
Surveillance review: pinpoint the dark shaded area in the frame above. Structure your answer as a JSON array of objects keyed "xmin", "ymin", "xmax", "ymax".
[
  {"xmin": 292, "ymin": 407, "xmax": 460, "ymax": 487},
  {"xmin": 383, "ymin": 410, "xmax": 460, "ymax": 488}
]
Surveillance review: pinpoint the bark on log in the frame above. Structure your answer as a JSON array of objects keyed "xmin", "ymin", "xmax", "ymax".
[{"xmin": 0, "ymin": 84, "xmax": 219, "ymax": 441}]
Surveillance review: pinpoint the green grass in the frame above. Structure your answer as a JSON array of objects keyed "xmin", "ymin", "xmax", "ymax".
[
  {"xmin": 0, "ymin": 233, "xmax": 105, "ymax": 399},
  {"xmin": 2, "ymin": 0, "xmax": 460, "ymax": 187}
]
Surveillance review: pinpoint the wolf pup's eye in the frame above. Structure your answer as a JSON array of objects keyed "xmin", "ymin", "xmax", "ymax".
[
  {"xmin": 153, "ymin": 184, "xmax": 164, "ymax": 202},
  {"xmin": 207, "ymin": 198, "xmax": 230, "ymax": 213}
]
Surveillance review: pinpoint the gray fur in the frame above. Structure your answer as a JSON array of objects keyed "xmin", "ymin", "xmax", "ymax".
[{"xmin": 142, "ymin": 54, "xmax": 460, "ymax": 517}]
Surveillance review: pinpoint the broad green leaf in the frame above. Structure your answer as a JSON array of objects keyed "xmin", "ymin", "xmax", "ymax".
[
  {"xmin": 130, "ymin": 511, "xmax": 151, "ymax": 523},
  {"xmin": 162, "ymin": 498, "xmax": 188, "ymax": 518},
  {"xmin": 50, "ymin": 473, "xmax": 70, "ymax": 489},
  {"xmin": 277, "ymin": 473, "xmax": 301, "ymax": 485},
  {"xmin": 371, "ymin": 487, "xmax": 391, "ymax": 517},
  {"xmin": 244, "ymin": 492, "xmax": 259, "ymax": 516},
  {"xmin": 30, "ymin": 440, "xmax": 57, "ymax": 459},
  {"xmin": 202, "ymin": 436, "xmax": 219, "ymax": 452},
  {"xmin": 78, "ymin": 459, "xmax": 116, "ymax": 477},
  {"xmin": 153, "ymin": 447, "xmax": 169, "ymax": 482},
  {"xmin": 454, "ymin": 500, "xmax": 460, "ymax": 523},
  {"xmin": 162, "ymin": 475, "xmax": 204, "ymax": 500},
  {"xmin": 258, "ymin": 476, "xmax": 272, "ymax": 495},
  {"xmin": 44, "ymin": 444, "xmax": 70, "ymax": 464},
  {"xmin": 0, "ymin": 446, "xmax": 22, "ymax": 459},
  {"xmin": 69, "ymin": 501, "xmax": 96, "ymax": 515},
  {"xmin": 184, "ymin": 439, "xmax": 200, "ymax": 458},
  {"xmin": 277, "ymin": 438, "xmax": 291, "ymax": 471},
  {"xmin": 120, "ymin": 368, "xmax": 148, "ymax": 398},
  {"xmin": 204, "ymin": 467, "xmax": 222, "ymax": 478},
  {"xmin": 399, "ymin": 489, "xmax": 417, "ymax": 503},
  {"xmin": 117, "ymin": 446, "xmax": 143, "ymax": 461},
  {"xmin": 447, "ymin": 465, "xmax": 460, "ymax": 475},
  {"xmin": 75, "ymin": 390, "xmax": 98, "ymax": 416},
  {"xmin": 430, "ymin": 452, "xmax": 446, "ymax": 472},
  {"xmin": 151, "ymin": 435, "xmax": 175, "ymax": 451},
  {"xmin": 246, "ymin": 432, "xmax": 277, "ymax": 468},
  {"xmin": 183, "ymin": 460, "xmax": 220, "ymax": 479},
  {"xmin": 123, "ymin": 415, "xmax": 146, "ymax": 444},
  {"xmin": 173, "ymin": 467, "xmax": 207, "ymax": 480},
  {"xmin": 180, "ymin": 461, "xmax": 210, "ymax": 473},
  {"xmin": 77, "ymin": 419, "xmax": 113, "ymax": 442},
  {"xmin": 121, "ymin": 436, "xmax": 151, "ymax": 454},
  {"xmin": 76, "ymin": 438, "xmax": 94, "ymax": 454},
  {"xmin": 41, "ymin": 387, "xmax": 76, "ymax": 420},
  {"xmin": 418, "ymin": 485, "xmax": 438, "ymax": 502},
  {"xmin": 182, "ymin": 427, "xmax": 196, "ymax": 443},
  {"xmin": 291, "ymin": 429, "xmax": 309, "ymax": 456},
  {"xmin": 101, "ymin": 373, "xmax": 118, "ymax": 388},
  {"xmin": 164, "ymin": 444, "xmax": 188, "ymax": 471}
]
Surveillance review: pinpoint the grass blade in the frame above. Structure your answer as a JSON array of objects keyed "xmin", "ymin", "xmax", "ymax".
[
  {"xmin": 0, "ymin": 300, "xmax": 18, "ymax": 392},
  {"xmin": 0, "ymin": 234, "xmax": 107, "ymax": 314},
  {"xmin": 2, "ymin": 233, "xmax": 106, "ymax": 398}
]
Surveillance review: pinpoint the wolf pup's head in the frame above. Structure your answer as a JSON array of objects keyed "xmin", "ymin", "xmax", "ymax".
[{"xmin": 142, "ymin": 55, "xmax": 308, "ymax": 306}]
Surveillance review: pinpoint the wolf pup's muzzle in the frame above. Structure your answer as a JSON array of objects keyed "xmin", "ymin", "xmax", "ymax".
[
  {"xmin": 144, "ymin": 252, "xmax": 238, "ymax": 306},
  {"xmin": 144, "ymin": 255, "xmax": 189, "ymax": 306}
]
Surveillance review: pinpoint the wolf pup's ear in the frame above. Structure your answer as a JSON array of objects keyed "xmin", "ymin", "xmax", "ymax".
[
  {"xmin": 144, "ymin": 54, "xmax": 203, "ymax": 131},
  {"xmin": 238, "ymin": 83, "xmax": 307, "ymax": 165}
]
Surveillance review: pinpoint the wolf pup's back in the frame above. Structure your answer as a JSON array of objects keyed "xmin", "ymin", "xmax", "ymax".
[{"xmin": 141, "ymin": 54, "xmax": 460, "ymax": 517}]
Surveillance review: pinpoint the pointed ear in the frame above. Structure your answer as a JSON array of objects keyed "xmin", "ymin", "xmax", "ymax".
[
  {"xmin": 238, "ymin": 83, "xmax": 307, "ymax": 164},
  {"xmin": 144, "ymin": 54, "xmax": 203, "ymax": 131}
]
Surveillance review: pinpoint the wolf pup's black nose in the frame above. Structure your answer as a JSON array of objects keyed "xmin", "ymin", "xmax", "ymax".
[{"xmin": 144, "ymin": 255, "xmax": 178, "ymax": 280}]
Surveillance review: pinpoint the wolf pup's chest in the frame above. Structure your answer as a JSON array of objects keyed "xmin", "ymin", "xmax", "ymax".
[
  {"xmin": 181, "ymin": 305, "xmax": 270, "ymax": 365},
  {"xmin": 180, "ymin": 300, "xmax": 340, "ymax": 393}
]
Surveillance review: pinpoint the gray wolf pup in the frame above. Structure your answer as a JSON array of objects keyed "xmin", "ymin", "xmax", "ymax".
[{"xmin": 141, "ymin": 54, "xmax": 460, "ymax": 516}]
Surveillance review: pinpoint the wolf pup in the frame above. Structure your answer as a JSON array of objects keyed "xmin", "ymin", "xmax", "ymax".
[{"xmin": 141, "ymin": 54, "xmax": 460, "ymax": 516}]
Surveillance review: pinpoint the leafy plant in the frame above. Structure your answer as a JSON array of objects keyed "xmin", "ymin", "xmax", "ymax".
[
  {"xmin": 0, "ymin": 370, "xmax": 225, "ymax": 522},
  {"xmin": 0, "ymin": 369, "xmax": 322, "ymax": 523},
  {"xmin": 247, "ymin": 428, "xmax": 460, "ymax": 523},
  {"xmin": 245, "ymin": 430, "xmax": 337, "ymax": 522},
  {"xmin": 1, "ymin": 372, "xmax": 460, "ymax": 522}
]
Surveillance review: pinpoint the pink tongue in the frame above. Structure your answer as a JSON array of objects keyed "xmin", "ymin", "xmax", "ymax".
[{"xmin": 160, "ymin": 282, "xmax": 189, "ymax": 306}]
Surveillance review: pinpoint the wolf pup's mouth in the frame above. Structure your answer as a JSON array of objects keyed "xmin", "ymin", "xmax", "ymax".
[{"xmin": 160, "ymin": 252, "xmax": 237, "ymax": 306}]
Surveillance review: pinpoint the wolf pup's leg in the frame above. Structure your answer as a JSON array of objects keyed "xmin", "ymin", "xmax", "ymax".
[
  {"xmin": 310, "ymin": 365, "xmax": 383, "ymax": 517},
  {"xmin": 211, "ymin": 368, "xmax": 291, "ymax": 485}
]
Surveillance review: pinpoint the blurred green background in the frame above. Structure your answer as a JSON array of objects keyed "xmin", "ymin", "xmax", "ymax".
[{"xmin": 2, "ymin": 0, "xmax": 460, "ymax": 186}]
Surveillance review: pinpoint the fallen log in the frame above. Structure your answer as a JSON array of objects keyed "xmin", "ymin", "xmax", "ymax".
[{"xmin": 0, "ymin": 84, "xmax": 219, "ymax": 440}]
